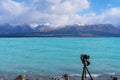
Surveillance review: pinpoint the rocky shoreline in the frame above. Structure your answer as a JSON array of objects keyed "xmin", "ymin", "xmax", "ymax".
[{"xmin": 0, "ymin": 73, "xmax": 119, "ymax": 80}]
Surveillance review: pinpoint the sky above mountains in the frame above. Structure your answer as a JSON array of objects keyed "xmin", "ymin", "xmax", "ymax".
[{"xmin": 0, "ymin": 0, "xmax": 120, "ymax": 26}]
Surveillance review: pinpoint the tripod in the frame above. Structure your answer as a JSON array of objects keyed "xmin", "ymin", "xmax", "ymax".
[
  {"xmin": 81, "ymin": 63, "xmax": 93, "ymax": 80},
  {"xmin": 80, "ymin": 54, "xmax": 93, "ymax": 80}
]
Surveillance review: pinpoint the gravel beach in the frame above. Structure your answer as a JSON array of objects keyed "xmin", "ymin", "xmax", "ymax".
[{"xmin": 0, "ymin": 73, "xmax": 120, "ymax": 80}]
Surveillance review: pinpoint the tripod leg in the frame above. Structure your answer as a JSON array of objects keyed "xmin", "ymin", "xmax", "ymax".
[
  {"xmin": 81, "ymin": 67, "xmax": 85, "ymax": 80},
  {"xmin": 85, "ymin": 67, "xmax": 93, "ymax": 80},
  {"xmin": 85, "ymin": 68, "xmax": 87, "ymax": 78}
]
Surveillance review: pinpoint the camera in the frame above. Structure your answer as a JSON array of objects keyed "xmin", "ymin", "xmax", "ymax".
[
  {"xmin": 81, "ymin": 54, "xmax": 90, "ymax": 60},
  {"xmin": 80, "ymin": 54, "xmax": 90, "ymax": 66}
]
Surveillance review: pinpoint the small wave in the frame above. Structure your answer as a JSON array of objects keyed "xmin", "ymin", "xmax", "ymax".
[
  {"xmin": 107, "ymin": 72, "xmax": 115, "ymax": 75},
  {"xmin": 70, "ymin": 73, "xmax": 100, "ymax": 77},
  {"xmin": 69, "ymin": 72, "xmax": 116, "ymax": 77},
  {"xmin": 70, "ymin": 73, "xmax": 81, "ymax": 77}
]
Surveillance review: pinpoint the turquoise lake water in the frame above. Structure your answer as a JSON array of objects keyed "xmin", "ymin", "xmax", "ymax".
[{"xmin": 0, "ymin": 38, "xmax": 120, "ymax": 76}]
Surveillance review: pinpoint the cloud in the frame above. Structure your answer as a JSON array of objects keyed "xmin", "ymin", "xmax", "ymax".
[
  {"xmin": 0, "ymin": 0, "xmax": 90, "ymax": 25},
  {"xmin": 24, "ymin": 0, "xmax": 90, "ymax": 25},
  {"xmin": 80, "ymin": 8, "xmax": 120, "ymax": 26},
  {"xmin": 0, "ymin": 0, "xmax": 29, "ymax": 23},
  {"xmin": 0, "ymin": 0, "xmax": 29, "ymax": 15},
  {"xmin": 0, "ymin": 0, "xmax": 120, "ymax": 27},
  {"xmin": 102, "ymin": 8, "xmax": 120, "ymax": 25},
  {"xmin": 30, "ymin": 0, "xmax": 89, "ymax": 13}
]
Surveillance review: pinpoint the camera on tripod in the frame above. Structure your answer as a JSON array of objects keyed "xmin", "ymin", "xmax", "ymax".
[{"xmin": 80, "ymin": 54, "xmax": 93, "ymax": 80}]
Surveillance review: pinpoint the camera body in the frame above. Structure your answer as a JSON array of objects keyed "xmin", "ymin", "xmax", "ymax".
[
  {"xmin": 80, "ymin": 54, "xmax": 90, "ymax": 66},
  {"xmin": 81, "ymin": 54, "xmax": 90, "ymax": 60}
]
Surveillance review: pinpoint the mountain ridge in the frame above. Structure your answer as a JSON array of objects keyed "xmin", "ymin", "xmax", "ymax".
[{"xmin": 0, "ymin": 24, "xmax": 120, "ymax": 37}]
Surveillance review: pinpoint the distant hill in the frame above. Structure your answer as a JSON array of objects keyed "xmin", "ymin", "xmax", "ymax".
[
  {"xmin": 0, "ymin": 24, "xmax": 120, "ymax": 37},
  {"xmin": 47, "ymin": 24, "xmax": 120, "ymax": 37}
]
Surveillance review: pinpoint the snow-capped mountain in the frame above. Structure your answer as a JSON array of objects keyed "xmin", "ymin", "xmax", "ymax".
[{"xmin": 0, "ymin": 23, "xmax": 120, "ymax": 37}]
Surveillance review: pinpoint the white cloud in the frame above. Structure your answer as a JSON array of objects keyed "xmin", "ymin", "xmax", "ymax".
[
  {"xmin": 0, "ymin": 0, "xmax": 29, "ymax": 24},
  {"xmin": 0, "ymin": 0, "xmax": 120, "ymax": 27},
  {"xmin": 80, "ymin": 8, "xmax": 120, "ymax": 26},
  {"xmin": 0, "ymin": 0, "xmax": 28, "ymax": 15},
  {"xmin": 101, "ymin": 8, "xmax": 120, "ymax": 25},
  {"xmin": 0, "ymin": 0, "xmax": 90, "ymax": 25}
]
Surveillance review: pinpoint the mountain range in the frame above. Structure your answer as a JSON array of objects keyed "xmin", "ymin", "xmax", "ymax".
[{"xmin": 0, "ymin": 24, "xmax": 120, "ymax": 37}]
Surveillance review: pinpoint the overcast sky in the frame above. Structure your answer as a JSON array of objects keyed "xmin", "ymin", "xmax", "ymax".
[{"xmin": 0, "ymin": 0, "xmax": 120, "ymax": 26}]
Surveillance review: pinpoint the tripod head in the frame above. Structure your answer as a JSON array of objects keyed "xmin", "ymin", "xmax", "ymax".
[{"xmin": 80, "ymin": 54, "xmax": 90, "ymax": 66}]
